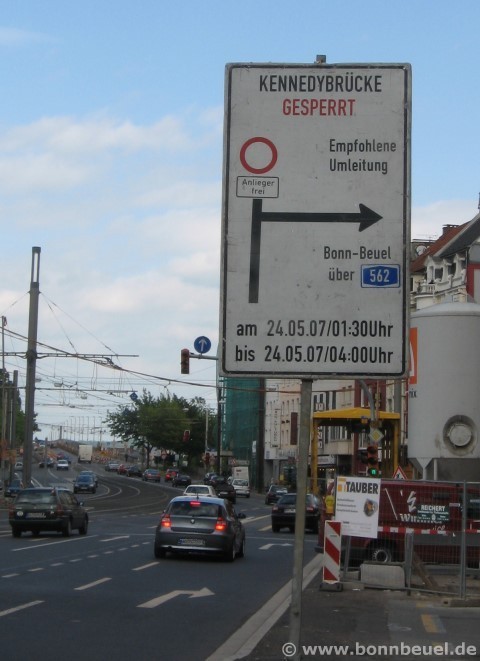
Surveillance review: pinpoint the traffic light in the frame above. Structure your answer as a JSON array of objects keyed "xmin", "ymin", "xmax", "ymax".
[
  {"xmin": 180, "ymin": 348, "xmax": 190, "ymax": 374},
  {"xmin": 183, "ymin": 430, "xmax": 190, "ymax": 442},
  {"xmin": 366, "ymin": 444, "xmax": 379, "ymax": 476}
]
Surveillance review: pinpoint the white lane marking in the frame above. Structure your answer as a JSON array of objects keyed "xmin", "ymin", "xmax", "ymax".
[
  {"xmin": 243, "ymin": 515, "xmax": 270, "ymax": 524},
  {"xmin": 138, "ymin": 587, "xmax": 214, "ymax": 608},
  {"xmin": 206, "ymin": 554, "xmax": 323, "ymax": 661},
  {"xmin": 0, "ymin": 600, "xmax": 44, "ymax": 617},
  {"xmin": 13, "ymin": 536, "xmax": 97, "ymax": 551},
  {"xmin": 74, "ymin": 577, "xmax": 112, "ymax": 591},
  {"xmin": 132, "ymin": 562, "xmax": 159, "ymax": 571}
]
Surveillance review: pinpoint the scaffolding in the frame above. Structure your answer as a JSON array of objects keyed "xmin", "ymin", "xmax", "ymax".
[{"xmin": 221, "ymin": 376, "xmax": 262, "ymax": 482}]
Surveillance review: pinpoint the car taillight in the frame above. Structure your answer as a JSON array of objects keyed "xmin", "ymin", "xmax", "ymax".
[
  {"xmin": 215, "ymin": 517, "xmax": 227, "ymax": 531},
  {"xmin": 161, "ymin": 514, "xmax": 171, "ymax": 528},
  {"xmin": 306, "ymin": 506, "xmax": 314, "ymax": 512}
]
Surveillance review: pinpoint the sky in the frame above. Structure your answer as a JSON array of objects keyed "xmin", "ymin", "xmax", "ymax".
[{"xmin": 0, "ymin": 0, "xmax": 479, "ymax": 444}]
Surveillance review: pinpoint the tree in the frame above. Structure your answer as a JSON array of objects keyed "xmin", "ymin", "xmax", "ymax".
[
  {"xmin": 104, "ymin": 390, "xmax": 212, "ymax": 465},
  {"xmin": 0, "ymin": 368, "xmax": 33, "ymax": 450}
]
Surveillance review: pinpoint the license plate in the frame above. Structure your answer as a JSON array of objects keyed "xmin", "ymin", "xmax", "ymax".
[
  {"xmin": 178, "ymin": 538, "xmax": 205, "ymax": 547},
  {"xmin": 26, "ymin": 512, "xmax": 46, "ymax": 519},
  {"xmin": 285, "ymin": 508, "xmax": 296, "ymax": 514}
]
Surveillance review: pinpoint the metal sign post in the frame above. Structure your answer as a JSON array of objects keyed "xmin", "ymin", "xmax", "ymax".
[{"xmin": 289, "ymin": 379, "xmax": 311, "ymax": 657}]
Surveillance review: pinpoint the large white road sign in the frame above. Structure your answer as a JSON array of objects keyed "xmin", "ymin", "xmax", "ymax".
[{"xmin": 220, "ymin": 62, "xmax": 411, "ymax": 377}]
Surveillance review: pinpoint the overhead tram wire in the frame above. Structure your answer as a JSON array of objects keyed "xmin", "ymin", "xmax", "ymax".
[{"xmin": 3, "ymin": 323, "xmax": 291, "ymax": 398}]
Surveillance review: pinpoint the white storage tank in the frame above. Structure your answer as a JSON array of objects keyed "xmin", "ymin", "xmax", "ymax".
[{"xmin": 408, "ymin": 301, "xmax": 480, "ymax": 480}]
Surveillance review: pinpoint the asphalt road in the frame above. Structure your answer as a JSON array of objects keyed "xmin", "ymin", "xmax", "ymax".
[
  {"xmin": 0, "ymin": 461, "xmax": 319, "ymax": 661},
  {"xmin": 5, "ymin": 462, "xmax": 478, "ymax": 661}
]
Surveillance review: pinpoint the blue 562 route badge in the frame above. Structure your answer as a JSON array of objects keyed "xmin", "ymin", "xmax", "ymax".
[{"xmin": 220, "ymin": 61, "xmax": 411, "ymax": 378}]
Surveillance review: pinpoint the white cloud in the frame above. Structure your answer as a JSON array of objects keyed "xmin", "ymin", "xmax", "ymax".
[
  {"xmin": 411, "ymin": 199, "xmax": 478, "ymax": 240},
  {"xmin": 0, "ymin": 114, "xmax": 192, "ymax": 154},
  {"xmin": 0, "ymin": 27, "xmax": 51, "ymax": 46}
]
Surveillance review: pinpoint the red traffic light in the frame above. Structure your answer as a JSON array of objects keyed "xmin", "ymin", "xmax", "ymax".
[
  {"xmin": 366, "ymin": 444, "xmax": 379, "ymax": 476},
  {"xmin": 180, "ymin": 348, "xmax": 190, "ymax": 374},
  {"xmin": 183, "ymin": 430, "xmax": 190, "ymax": 442}
]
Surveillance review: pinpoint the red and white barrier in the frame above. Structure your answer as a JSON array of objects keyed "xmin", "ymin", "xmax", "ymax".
[
  {"xmin": 323, "ymin": 520, "xmax": 342, "ymax": 583},
  {"xmin": 377, "ymin": 525, "xmax": 480, "ymax": 536}
]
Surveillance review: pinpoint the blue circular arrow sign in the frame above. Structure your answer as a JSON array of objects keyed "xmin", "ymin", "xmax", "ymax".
[{"xmin": 194, "ymin": 336, "xmax": 212, "ymax": 354}]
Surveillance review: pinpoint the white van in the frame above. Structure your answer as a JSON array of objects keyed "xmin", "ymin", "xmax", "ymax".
[{"xmin": 231, "ymin": 479, "xmax": 250, "ymax": 498}]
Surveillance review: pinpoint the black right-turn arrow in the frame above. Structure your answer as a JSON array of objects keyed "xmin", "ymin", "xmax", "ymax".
[{"xmin": 249, "ymin": 199, "xmax": 383, "ymax": 303}]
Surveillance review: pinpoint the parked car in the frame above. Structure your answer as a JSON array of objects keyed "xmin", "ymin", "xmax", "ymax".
[
  {"xmin": 9, "ymin": 487, "xmax": 89, "ymax": 537},
  {"xmin": 55, "ymin": 453, "xmax": 71, "ymax": 464},
  {"xmin": 212, "ymin": 476, "xmax": 236, "ymax": 504},
  {"xmin": 172, "ymin": 473, "xmax": 192, "ymax": 488},
  {"xmin": 154, "ymin": 495, "xmax": 246, "ymax": 561},
  {"xmin": 104, "ymin": 461, "xmax": 120, "ymax": 472},
  {"xmin": 231, "ymin": 478, "xmax": 250, "ymax": 498},
  {"xmin": 183, "ymin": 484, "xmax": 217, "ymax": 498},
  {"xmin": 265, "ymin": 484, "xmax": 288, "ymax": 505},
  {"xmin": 126, "ymin": 465, "xmax": 143, "ymax": 478},
  {"xmin": 5, "ymin": 478, "xmax": 24, "ymax": 498},
  {"xmin": 73, "ymin": 473, "xmax": 97, "ymax": 494},
  {"xmin": 56, "ymin": 459, "xmax": 69, "ymax": 471},
  {"xmin": 204, "ymin": 472, "xmax": 217, "ymax": 485},
  {"xmin": 143, "ymin": 468, "xmax": 161, "ymax": 482},
  {"xmin": 14, "ymin": 461, "xmax": 24, "ymax": 471},
  {"xmin": 79, "ymin": 470, "xmax": 98, "ymax": 487},
  {"xmin": 271, "ymin": 493, "xmax": 320, "ymax": 533},
  {"xmin": 164, "ymin": 468, "xmax": 179, "ymax": 482}
]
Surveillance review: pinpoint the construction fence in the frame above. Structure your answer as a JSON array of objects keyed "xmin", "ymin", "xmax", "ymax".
[{"xmin": 329, "ymin": 480, "xmax": 480, "ymax": 599}]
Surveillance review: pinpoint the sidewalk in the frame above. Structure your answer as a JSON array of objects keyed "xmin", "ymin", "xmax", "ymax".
[
  {"xmin": 208, "ymin": 553, "xmax": 328, "ymax": 661},
  {"xmin": 210, "ymin": 552, "xmax": 475, "ymax": 661},
  {"xmin": 240, "ymin": 577, "xmax": 395, "ymax": 661}
]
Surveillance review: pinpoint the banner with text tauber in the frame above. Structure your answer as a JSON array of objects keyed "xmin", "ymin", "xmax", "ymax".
[
  {"xmin": 335, "ymin": 475, "xmax": 380, "ymax": 538},
  {"xmin": 220, "ymin": 61, "xmax": 411, "ymax": 378}
]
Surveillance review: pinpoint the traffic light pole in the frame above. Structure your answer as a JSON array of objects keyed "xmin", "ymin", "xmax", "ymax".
[
  {"xmin": 359, "ymin": 379, "xmax": 380, "ymax": 476},
  {"xmin": 180, "ymin": 348, "xmax": 220, "ymax": 472}
]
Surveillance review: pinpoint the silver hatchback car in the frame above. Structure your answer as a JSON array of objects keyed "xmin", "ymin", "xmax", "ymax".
[{"xmin": 154, "ymin": 496, "xmax": 246, "ymax": 561}]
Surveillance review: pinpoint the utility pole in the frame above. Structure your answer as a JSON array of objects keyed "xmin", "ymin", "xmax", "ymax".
[
  {"xmin": 1, "ymin": 315, "xmax": 7, "ymax": 486},
  {"xmin": 23, "ymin": 247, "xmax": 41, "ymax": 487},
  {"xmin": 10, "ymin": 371, "xmax": 18, "ymax": 479}
]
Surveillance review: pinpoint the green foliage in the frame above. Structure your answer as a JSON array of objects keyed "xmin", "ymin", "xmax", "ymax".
[
  {"xmin": 104, "ymin": 390, "xmax": 215, "ymax": 460},
  {"xmin": 0, "ymin": 370, "xmax": 33, "ymax": 445}
]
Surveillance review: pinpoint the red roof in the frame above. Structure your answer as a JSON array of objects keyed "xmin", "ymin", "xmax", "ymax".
[{"xmin": 410, "ymin": 223, "xmax": 468, "ymax": 273}]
